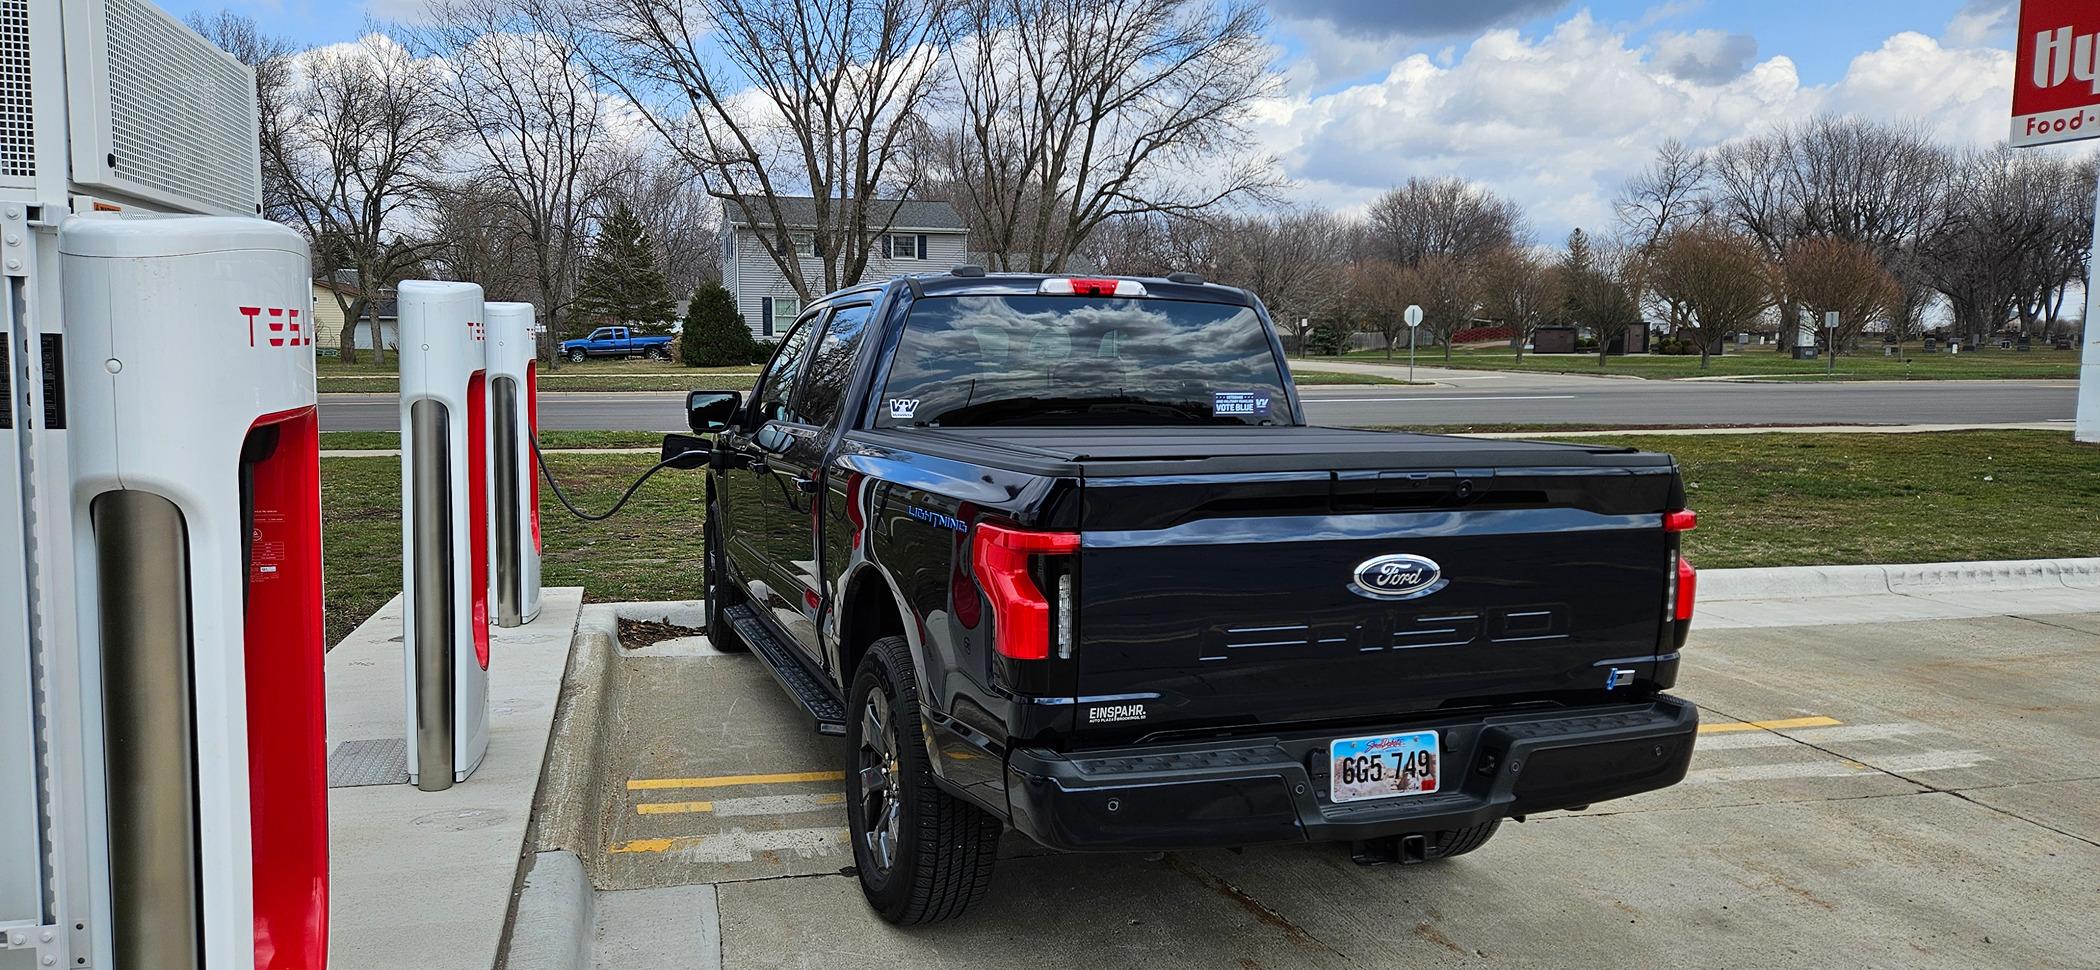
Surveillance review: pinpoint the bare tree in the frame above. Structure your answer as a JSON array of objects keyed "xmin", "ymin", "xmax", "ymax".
[
  {"xmin": 940, "ymin": 0, "xmax": 1279, "ymax": 272},
  {"xmin": 1562, "ymin": 230, "xmax": 1642, "ymax": 367},
  {"xmin": 1210, "ymin": 210, "xmax": 1349, "ymax": 355},
  {"xmin": 552, "ymin": 0, "xmax": 952, "ymax": 300},
  {"xmin": 1408, "ymin": 254, "xmax": 1480, "ymax": 362},
  {"xmin": 1650, "ymin": 226, "xmax": 1776, "ymax": 369},
  {"xmin": 410, "ymin": 0, "xmax": 612, "ymax": 362},
  {"xmin": 269, "ymin": 36, "xmax": 459, "ymax": 363},
  {"xmin": 1919, "ymin": 145, "xmax": 2079, "ymax": 342},
  {"xmin": 1613, "ymin": 138, "xmax": 1708, "ymax": 334},
  {"xmin": 1478, "ymin": 247, "xmax": 1562, "ymax": 363},
  {"xmin": 1784, "ymin": 237, "xmax": 1897, "ymax": 356},
  {"xmin": 1363, "ymin": 177, "xmax": 1524, "ymax": 267},
  {"xmin": 1346, "ymin": 260, "xmax": 1412, "ymax": 360}
]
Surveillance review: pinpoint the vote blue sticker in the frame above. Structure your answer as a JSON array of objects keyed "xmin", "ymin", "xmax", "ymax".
[{"xmin": 1213, "ymin": 390, "xmax": 1271, "ymax": 417}]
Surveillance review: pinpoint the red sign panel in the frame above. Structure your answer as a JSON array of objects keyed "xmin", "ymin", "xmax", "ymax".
[{"xmin": 2013, "ymin": 0, "xmax": 2100, "ymax": 146}]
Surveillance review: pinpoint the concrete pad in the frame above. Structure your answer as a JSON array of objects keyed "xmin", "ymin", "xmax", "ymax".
[
  {"xmin": 597, "ymin": 654, "xmax": 853, "ymax": 888},
  {"xmin": 327, "ymin": 588, "xmax": 583, "ymax": 970},
  {"xmin": 717, "ymin": 858, "xmax": 1353, "ymax": 970},
  {"xmin": 1187, "ymin": 792, "xmax": 2099, "ymax": 968},
  {"xmin": 1680, "ymin": 614, "xmax": 2100, "ymax": 792},
  {"xmin": 1959, "ymin": 777, "xmax": 2100, "ymax": 845}
]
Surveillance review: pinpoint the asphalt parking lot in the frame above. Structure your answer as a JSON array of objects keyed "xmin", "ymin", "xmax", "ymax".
[{"xmin": 563, "ymin": 606, "xmax": 2100, "ymax": 969}]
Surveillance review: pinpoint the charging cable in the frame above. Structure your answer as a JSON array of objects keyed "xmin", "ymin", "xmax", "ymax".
[{"xmin": 532, "ymin": 434, "xmax": 705, "ymax": 522}]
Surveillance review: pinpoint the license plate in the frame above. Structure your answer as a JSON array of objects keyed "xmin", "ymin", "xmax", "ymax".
[{"xmin": 1328, "ymin": 730, "xmax": 1440, "ymax": 804}]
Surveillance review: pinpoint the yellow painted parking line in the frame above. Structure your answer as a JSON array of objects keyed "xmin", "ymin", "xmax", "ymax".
[
  {"xmin": 1698, "ymin": 716, "xmax": 1843, "ymax": 735},
  {"xmin": 634, "ymin": 792, "xmax": 847, "ymax": 816},
  {"xmin": 626, "ymin": 769, "xmax": 845, "ymax": 792},
  {"xmin": 636, "ymin": 800, "xmax": 713, "ymax": 815}
]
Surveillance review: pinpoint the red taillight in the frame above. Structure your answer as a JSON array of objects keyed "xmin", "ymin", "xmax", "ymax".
[
  {"xmin": 970, "ymin": 522, "xmax": 1079, "ymax": 661},
  {"xmin": 1675, "ymin": 554, "xmax": 1697, "ymax": 622},
  {"xmin": 1068, "ymin": 278, "xmax": 1119, "ymax": 296},
  {"xmin": 1665, "ymin": 509, "xmax": 1697, "ymax": 532}
]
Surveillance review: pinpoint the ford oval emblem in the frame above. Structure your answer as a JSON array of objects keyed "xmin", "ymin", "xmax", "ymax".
[{"xmin": 1349, "ymin": 554, "xmax": 1446, "ymax": 601}]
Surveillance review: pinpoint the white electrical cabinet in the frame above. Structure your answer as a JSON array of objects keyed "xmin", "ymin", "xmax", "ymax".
[{"xmin": 2, "ymin": 1, "xmax": 266, "ymax": 968}]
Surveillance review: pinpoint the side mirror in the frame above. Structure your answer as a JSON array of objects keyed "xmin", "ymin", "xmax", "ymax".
[
  {"xmin": 687, "ymin": 390, "xmax": 742, "ymax": 433},
  {"xmin": 659, "ymin": 434, "xmax": 711, "ymax": 469}
]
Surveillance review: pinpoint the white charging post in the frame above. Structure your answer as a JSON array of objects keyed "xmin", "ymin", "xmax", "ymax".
[
  {"xmin": 60, "ymin": 216, "xmax": 328, "ymax": 969},
  {"xmin": 485, "ymin": 301, "xmax": 542, "ymax": 626},
  {"xmin": 399, "ymin": 280, "xmax": 492, "ymax": 790}
]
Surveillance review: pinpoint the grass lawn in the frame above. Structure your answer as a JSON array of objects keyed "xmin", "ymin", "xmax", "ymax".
[
  {"xmin": 1291, "ymin": 370, "xmax": 1404, "ymax": 385},
  {"xmin": 1319, "ymin": 345, "xmax": 2081, "ymax": 381},
  {"xmin": 321, "ymin": 451, "xmax": 708, "ymax": 643},
  {"xmin": 317, "ymin": 429, "xmax": 2097, "ymax": 640},
  {"xmin": 320, "ymin": 430, "xmax": 665, "ymax": 451},
  {"xmin": 1565, "ymin": 430, "xmax": 2100, "ymax": 569}
]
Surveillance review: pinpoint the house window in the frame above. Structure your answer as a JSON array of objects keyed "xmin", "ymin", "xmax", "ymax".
[
  {"xmin": 772, "ymin": 297, "xmax": 801, "ymax": 335},
  {"xmin": 888, "ymin": 233, "xmax": 920, "ymax": 259},
  {"xmin": 792, "ymin": 233, "xmax": 816, "ymax": 258}
]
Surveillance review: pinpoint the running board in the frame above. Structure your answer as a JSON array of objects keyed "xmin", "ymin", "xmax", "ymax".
[{"xmin": 723, "ymin": 604, "xmax": 847, "ymax": 735}]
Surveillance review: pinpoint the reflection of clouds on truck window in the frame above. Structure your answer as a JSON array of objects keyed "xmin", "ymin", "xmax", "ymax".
[{"xmin": 880, "ymin": 295, "xmax": 1287, "ymax": 427}]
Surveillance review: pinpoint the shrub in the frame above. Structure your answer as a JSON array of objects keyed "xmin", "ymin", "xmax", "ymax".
[
  {"xmin": 749, "ymin": 339, "xmax": 779, "ymax": 365},
  {"xmin": 679, "ymin": 284, "xmax": 755, "ymax": 367},
  {"xmin": 1304, "ymin": 319, "xmax": 1353, "ymax": 356}
]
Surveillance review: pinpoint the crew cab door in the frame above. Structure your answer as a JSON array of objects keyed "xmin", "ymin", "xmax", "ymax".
[
  {"xmin": 717, "ymin": 313, "xmax": 818, "ymax": 639},
  {"xmin": 768, "ymin": 302, "xmax": 874, "ymax": 669}
]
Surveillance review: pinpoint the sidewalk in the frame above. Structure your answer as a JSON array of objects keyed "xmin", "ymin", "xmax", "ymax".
[{"xmin": 326, "ymin": 588, "xmax": 584, "ymax": 970}]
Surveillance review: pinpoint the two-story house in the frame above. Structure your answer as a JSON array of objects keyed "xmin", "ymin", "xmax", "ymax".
[{"xmin": 721, "ymin": 196, "xmax": 969, "ymax": 338}]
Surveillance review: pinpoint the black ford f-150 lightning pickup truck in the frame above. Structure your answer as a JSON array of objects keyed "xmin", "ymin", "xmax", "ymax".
[{"xmin": 664, "ymin": 269, "xmax": 1701, "ymax": 925}]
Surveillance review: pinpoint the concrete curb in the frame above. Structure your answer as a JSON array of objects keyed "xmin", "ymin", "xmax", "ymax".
[
  {"xmin": 503, "ymin": 851, "xmax": 595, "ymax": 970},
  {"xmin": 1703, "ymin": 557, "xmax": 2100, "ymax": 602},
  {"xmin": 524, "ymin": 611, "xmax": 625, "ymax": 883}
]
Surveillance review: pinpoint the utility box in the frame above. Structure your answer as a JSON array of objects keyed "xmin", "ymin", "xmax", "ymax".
[{"xmin": 60, "ymin": 216, "xmax": 325, "ymax": 970}]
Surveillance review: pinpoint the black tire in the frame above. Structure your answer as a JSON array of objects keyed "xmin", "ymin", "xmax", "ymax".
[
  {"xmin": 567, "ymin": 349, "xmax": 586, "ymax": 363},
  {"xmin": 1431, "ymin": 819, "xmax": 1500, "ymax": 859},
  {"xmin": 650, "ymin": 346, "xmax": 670, "ymax": 360},
  {"xmin": 703, "ymin": 513, "xmax": 748, "ymax": 653},
  {"xmin": 847, "ymin": 635, "xmax": 999, "ymax": 924}
]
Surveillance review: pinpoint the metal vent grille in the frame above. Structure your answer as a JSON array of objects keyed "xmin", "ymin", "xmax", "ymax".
[
  {"xmin": 0, "ymin": 0, "xmax": 31, "ymax": 179},
  {"xmin": 102, "ymin": 0, "xmax": 259, "ymax": 211}
]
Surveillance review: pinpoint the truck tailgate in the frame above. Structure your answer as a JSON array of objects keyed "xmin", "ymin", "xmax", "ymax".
[{"xmin": 1069, "ymin": 453, "xmax": 1677, "ymax": 742}]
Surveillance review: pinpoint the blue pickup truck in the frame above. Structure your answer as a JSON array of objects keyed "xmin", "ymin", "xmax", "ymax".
[{"xmin": 560, "ymin": 325, "xmax": 673, "ymax": 362}]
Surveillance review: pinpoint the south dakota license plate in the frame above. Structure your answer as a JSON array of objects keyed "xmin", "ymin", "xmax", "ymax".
[{"xmin": 1329, "ymin": 730, "xmax": 1440, "ymax": 804}]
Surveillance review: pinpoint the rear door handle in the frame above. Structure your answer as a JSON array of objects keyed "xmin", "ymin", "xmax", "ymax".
[{"xmin": 749, "ymin": 458, "xmax": 773, "ymax": 475}]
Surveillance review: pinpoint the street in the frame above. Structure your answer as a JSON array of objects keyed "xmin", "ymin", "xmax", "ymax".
[
  {"xmin": 540, "ymin": 595, "xmax": 2100, "ymax": 968},
  {"xmin": 316, "ymin": 372, "xmax": 2082, "ymax": 432}
]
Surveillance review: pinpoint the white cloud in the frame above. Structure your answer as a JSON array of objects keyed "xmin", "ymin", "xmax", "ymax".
[{"xmin": 1256, "ymin": 12, "xmax": 2023, "ymax": 239}]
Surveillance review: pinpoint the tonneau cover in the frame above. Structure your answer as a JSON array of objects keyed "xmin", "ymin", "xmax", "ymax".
[{"xmin": 849, "ymin": 425, "xmax": 1671, "ymax": 477}]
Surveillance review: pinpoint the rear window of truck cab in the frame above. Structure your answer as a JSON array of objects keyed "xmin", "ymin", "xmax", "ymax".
[{"xmin": 875, "ymin": 294, "xmax": 1290, "ymax": 427}]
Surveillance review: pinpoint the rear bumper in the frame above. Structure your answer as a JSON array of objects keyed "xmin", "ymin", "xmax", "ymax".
[{"xmin": 1005, "ymin": 694, "xmax": 1698, "ymax": 852}]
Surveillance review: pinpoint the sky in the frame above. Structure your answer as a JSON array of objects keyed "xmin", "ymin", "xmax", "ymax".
[{"xmin": 158, "ymin": 0, "xmax": 2040, "ymax": 240}]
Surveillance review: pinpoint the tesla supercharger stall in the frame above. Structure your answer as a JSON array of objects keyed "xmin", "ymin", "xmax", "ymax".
[
  {"xmin": 399, "ymin": 280, "xmax": 492, "ymax": 791},
  {"xmin": 484, "ymin": 301, "xmax": 542, "ymax": 627},
  {"xmin": 60, "ymin": 217, "xmax": 328, "ymax": 969}
]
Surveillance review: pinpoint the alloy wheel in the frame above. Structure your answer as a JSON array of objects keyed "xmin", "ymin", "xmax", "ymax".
[{"xmin": 856, "ymin": 687, "xmax": 903, "ymax": 876}]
